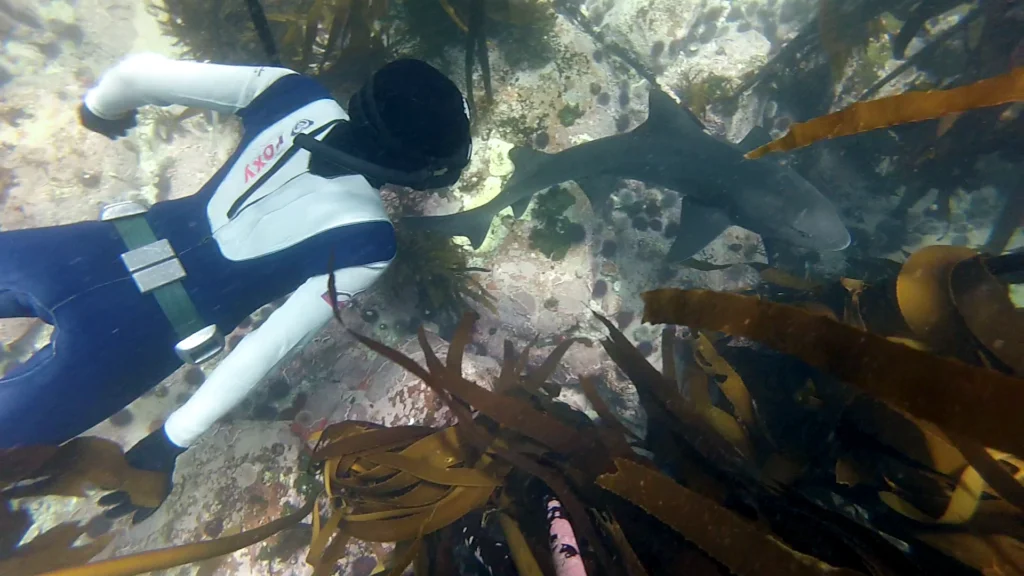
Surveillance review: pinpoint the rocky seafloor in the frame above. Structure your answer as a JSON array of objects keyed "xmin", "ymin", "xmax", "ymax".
[{"xmin": 2, "ymin": 0, "xmax": 1021, "ymax": 574}]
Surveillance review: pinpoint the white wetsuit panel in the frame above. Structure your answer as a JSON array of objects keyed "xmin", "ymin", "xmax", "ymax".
[{"xmin": 85, "ymin": 53, "xmax": 394, "ymax": 448}]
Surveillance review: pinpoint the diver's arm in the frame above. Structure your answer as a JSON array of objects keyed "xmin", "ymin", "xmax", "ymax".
[
  {"xmin": 83, "ymin": 52, "xmax": 297, "ymax": 121},
  {"xmin": 162, "ymin": 263, "xmax": 388, "ymax": 448}
]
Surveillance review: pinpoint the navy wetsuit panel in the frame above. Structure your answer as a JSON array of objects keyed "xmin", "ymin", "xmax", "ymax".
[{"xmin": 0, "ymin": 73, "xmax": 395, "ymax": 448}]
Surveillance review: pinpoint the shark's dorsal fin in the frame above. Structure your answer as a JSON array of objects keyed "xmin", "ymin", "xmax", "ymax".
[
  {"xmin": 738, "ymin": 126, "xmax": 774, "ymax": 153},
  {"xmin": 638, "ymin": 88, "xmax": 706, "ymax": 135}
]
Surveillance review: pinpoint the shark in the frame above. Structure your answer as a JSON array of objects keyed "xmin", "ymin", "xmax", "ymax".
[{"xmin": 403, "ymin": 87, "xmax": 851, "ymax": 261}]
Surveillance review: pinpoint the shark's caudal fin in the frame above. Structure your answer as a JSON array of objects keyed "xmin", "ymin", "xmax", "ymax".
[
  {"xmin": 507, "ymin": 146, "xmax": 553, "ymax": 218},
  {"xmin": 666, "ymin": 199, "xmax": 733, "ymax": 262},
  {"xmin": 401, "ymin": 204, "xmax": 499, "ymax": 250}
]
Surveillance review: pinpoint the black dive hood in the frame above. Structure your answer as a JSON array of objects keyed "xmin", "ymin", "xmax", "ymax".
[
  {"xmin": 302, "ymin": 65, "xmax": 472, "ymax": 192},
  {"xmin": 293, "ymin": 130, "xmax": 469, "ymax": 191},
  {"xmin": 243, "ymin": 0, "xmax": 471, "ymax": 191}
]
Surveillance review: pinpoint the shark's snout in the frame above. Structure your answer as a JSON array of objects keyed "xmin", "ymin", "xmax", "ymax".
[
  {"xmin": 831, "ymin": 226, "xmax": 852, "ymax": 251},
  {"xmin": 792, "ymin": 205, "xmax": 851, "ymax": 252}
]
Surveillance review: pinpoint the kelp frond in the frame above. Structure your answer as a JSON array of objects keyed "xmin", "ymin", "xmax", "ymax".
[
  {"xmin": 20, "ymin": 248, "xmax": 1024, "ymax": 576},
  {"xmin": 380, "ymin": 227, "xmax": 496, "ymax": 331},
  {"xmin": 0, "ymin": 439, "xmax": 171, "ymax": 575},
  {"xmin": 324, "ymin": 314, "xmax": 870, "ymax": 576},
  {"xmin": 745, "ymin": 66, "xmax": 1024, "ymax": 159},
  {"xmin": 641, "ymin": 287, "xmax": 1024, "ymax": 457},
  {"xmin": 30, "ymin": 500, "xmax": 315, "ymax": 576},
  {"xmin": 638, "ymin": 245, "xmax": 1024, "ymax": 573}
]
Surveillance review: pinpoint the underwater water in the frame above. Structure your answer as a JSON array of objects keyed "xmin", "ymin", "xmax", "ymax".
[{"xmin": 1, "ymin": 0, "xmax": 1023, "ymax": 574}]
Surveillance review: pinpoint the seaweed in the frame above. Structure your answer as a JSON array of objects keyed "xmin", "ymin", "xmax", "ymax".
[
  {"xmin": 462, "ymin": 0, "xmax": 493, "ymax": 114},
  {"xmin": 265, "ymin": 0, "xmax": 398, "ymax": 90},
  {"xmin": 396, "ymin": 0, "xmax": 557, "ymax": 71},
  {"xmin": 643, "ymin": 285, "xmax": 1024, "ymax": 456},
  {"xmin": 155, "ymin": 0, "xmax": 399, "ymax": 94},
  {"xmin": 150, "ymin": 0, "xmax": 273, "ymax": 65},
  {"xmin": 678, "ymin": 72, "xmax": 740, "ymax": 117},
  {"xmin": 746, "ymin": 66, "xmax": 1024, "ymax": 159},
  {"xmin": 528, "ymin": 185, "xmax": 586, "ymax": 261},
  {"xmin": 0, "ymin": 439, "xmax": 174, "ymax": 574},
  {"xmin": 378, "ymin": 226, "xmax": 496, "ymax": 332},
  {"xmin": 22, "ymin": 245, "xmax": 1024, "ymax": 576},
  {"xmin": 556, "ymin": 102, "xmax": 584, "ymax": 127}
]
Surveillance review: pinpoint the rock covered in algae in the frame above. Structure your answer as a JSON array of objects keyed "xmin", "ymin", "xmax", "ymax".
[{"xmin": 593, "ymin": 0, "xmax": 771, "ymax": 105}]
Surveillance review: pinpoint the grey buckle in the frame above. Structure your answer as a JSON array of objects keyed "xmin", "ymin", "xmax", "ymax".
[
  {"xmin": 100, "ymin": 200, "xmax": 150, "ymax": 221},
  {"xmin": 120, "ymin": 239, "xmax": 187, "ymax": 293},
  {"xmin": 174, "ymin": 324, "xmax": 225, "ymax": 364},
  {"xmin": 132, "ymin": 259, "xmax": 187, "ymax": 293},
  {"xmin": 122, "ymin": 238, "xmax": 175, "ymax": 272}
]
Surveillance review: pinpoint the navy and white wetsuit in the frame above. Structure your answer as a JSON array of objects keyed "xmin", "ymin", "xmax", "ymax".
[{"xmin": 0, "ymin": 54, "xmax": 397, "ymax": 449}]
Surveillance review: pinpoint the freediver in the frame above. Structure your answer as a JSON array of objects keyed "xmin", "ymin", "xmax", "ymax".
[{"xmin": 0, "ymin": 53, "xmax": 473, "ymax": 521}]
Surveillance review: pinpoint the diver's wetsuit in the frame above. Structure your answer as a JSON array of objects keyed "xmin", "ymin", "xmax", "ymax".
[{"xmin": 0, "ymin": 54, "xmax": 396, "ymax": 449}]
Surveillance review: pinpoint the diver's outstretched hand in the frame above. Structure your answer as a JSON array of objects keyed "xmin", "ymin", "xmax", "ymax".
[
  {"xmin": 78, "ymin": 103, "xmax": 137, "ymax": 140},
  {"xmin": 99, "ymin": 427, "xmax": 186, "ymax": 524}
]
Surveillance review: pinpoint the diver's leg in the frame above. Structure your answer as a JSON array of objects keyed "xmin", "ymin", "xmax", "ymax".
[
  {"xmin": 0, "ymin": 223, "xmax": 183, "ymax": 448},
  {"xmin": 0, "ymin": 290, "xmax": 34, "ymax": 319}
]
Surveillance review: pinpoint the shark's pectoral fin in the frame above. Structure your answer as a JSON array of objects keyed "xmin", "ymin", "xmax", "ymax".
[
  {"xmin": 575, "ymin": 176, "xmax": 619, "ymax": 213},
  {"xmin": 667, "ymin": 201, "xmax": 733, "ymax": 262},
  {"xmin": 738, "ymin": 126, "xmax": 774, "ymax": 154},
  {"xmin": 401, "ymin": 205, "xmax": 498, "ymax": 250},
  {"xmin": 506, "ymin": 145, "xmax": 558, "ymax": 218},
  {"xmin": 511, "ymin": 197, "xmax": 532, "ymax": 219}
]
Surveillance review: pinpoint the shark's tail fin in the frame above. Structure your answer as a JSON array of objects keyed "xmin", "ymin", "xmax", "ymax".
[
  {"xmin": 400, "ymin": 205, "xmax": 498, "ymax": 250},
  {"xmin": 507, "ymin": 146, "xmax": 554, "ymax": 218}
]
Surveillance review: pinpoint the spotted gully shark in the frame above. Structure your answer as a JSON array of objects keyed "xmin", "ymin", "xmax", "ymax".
[{"xmin": 403, "ymin": 88, "xmax": 850, "ymax": 261}]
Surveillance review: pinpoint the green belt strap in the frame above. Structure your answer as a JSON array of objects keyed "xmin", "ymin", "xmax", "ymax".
[{"xmin": 113, "ymin": 216, "xmax": 207, "ymax": 341}]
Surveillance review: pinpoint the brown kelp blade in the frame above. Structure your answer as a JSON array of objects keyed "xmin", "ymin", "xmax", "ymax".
[
  {"xmin": 745, "ymin": 67, "xmax": 1024, "ymax": 159},
  {"xmin": 895, "ymin": 245, "xmax": 1024, "ymax": 373},
  {"xmin": 641, "ymin": 288, "xmax": 1024, "ymax": 457},
  {"xmin": 0, "ymin": 522, "xmax": 113, "ymax": 576},
  {"xmin": 580, "ymin": 376, "xmax": 640, "ymax": 441},
  {"xmin": 895, "ymin": 245, "xmax": 978, "ymax": 359},
  {"xmin": 497, "ymin": 512, "xmax": 546, "ymax": 576},
  {"xmin": 0, "ymin": 445, "xmax": 59, "ymax": 490},
  {"xmin": 918, "ymin": 532, "xmax": 1024, "ymax": 576},
  {"xmin": 410, "ymin": 327, "xmax": 590, "ymax": 457},
  {"xmin": 33, "ymin": 497, "xmax": 315, "ymax": 576},
  {"xmin": 949, "ymin": 254, "xmax": 1024, "ymax": 375},
  {"xmin": 597, "ymin": 458, "xmax": 860, "ymax": 576},
  {"xmin": 2, "ymin": 437, "xmax": 167, "ymax": 508}
]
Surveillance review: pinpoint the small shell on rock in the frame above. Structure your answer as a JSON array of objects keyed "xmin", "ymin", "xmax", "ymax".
[{"xmin": 236, "ymin": 463, "xmax": 258, "ymax": 488}]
